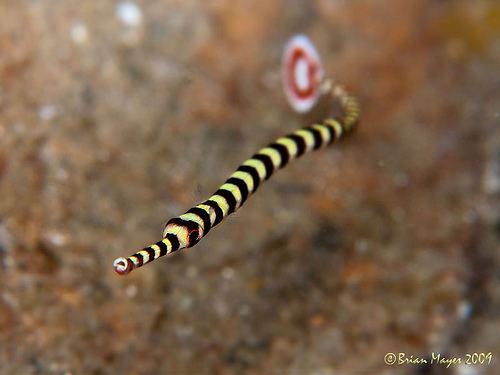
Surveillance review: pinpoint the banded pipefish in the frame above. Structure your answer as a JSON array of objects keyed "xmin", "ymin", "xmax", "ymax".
[{"xmin": 113, "ymin": 35, "xmax": 360, "ymax": 275}]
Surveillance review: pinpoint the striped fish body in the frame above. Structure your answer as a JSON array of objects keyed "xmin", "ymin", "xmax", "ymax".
[{"xmin": 114, "ymin": 85, "xmax": 360, "ymax": 275}]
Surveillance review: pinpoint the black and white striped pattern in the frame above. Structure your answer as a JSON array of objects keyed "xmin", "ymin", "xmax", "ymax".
[{"xmin": 113, "ymin": 85, "xmax": 360, "ymax": 275}]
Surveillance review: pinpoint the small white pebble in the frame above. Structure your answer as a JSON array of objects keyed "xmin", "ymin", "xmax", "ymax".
[
  {"xmin": 47, "ymin": 231, "xmax": 68, "ymax": 247},
  {"xmin": 354, "ymin": 239, "xmax": 369, "ymax": 253},
  {"xmin": 214, "ymin": 299, "xmax": 228, "ymax": 317},
  {"xmin": 38, "ymin": 105, "xmax": 58, "ymax": 121},
  {"xmin": 0, "ymin": 224, "xmax": 13, "ymax": 251},
  {"xmin": 483, "ymin": 151, "xmax": 500, "ymax": 194},
  {"xmin": 55, "ymin": 168, "xmax": 69, "ymax": 181},
  {"xmin": 455, "ymin": 363, "xmax": 481, "ymax": 375},
  {"xmin": 457, "ymin": 301, "xmax": 473, "ymax": 321},
  {"xmin": 221, "ymin": 267, "xmax": 235, "ymax": 280},
  {"xmin": 70, "ymin": 22, "xmax": 89, "ymax": 44},
  {"xmin": 116, "ymin": 1, "xmax": 143, "ymax": 27},
  {"xmin": 179, "ymin": 295, "xmax": 193, "ymax": 310},
  {"xmin": 175, "ymin": 325, "xmax": 194, "ymax": 340},
  {"xmin": 1, "ymin": 292, "xmax": 19, "ymax": 309},
  {"xmin": 125, "ymin": 284, "xmax": 138, "ymax": 298}
]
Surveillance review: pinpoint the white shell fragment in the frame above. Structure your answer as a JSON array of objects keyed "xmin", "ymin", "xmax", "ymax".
[
  {"xmin": 70, "ymin": 22, "xmax": 89, "ymax": 44},
  {"xmin": 116, "ymin": 1, "xmax": 143, "ymax": 28},
  {"xmin": 282, "ymin": 34, "xmax": 324, "ymax": 113}
]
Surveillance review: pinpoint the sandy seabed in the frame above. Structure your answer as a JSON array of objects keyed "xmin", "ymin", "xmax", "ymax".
[{"xmin": 0, "ymin": 1, "xmax": 499, "ymax": 374}]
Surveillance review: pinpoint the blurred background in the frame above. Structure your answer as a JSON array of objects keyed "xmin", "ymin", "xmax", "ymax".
[{"xmin": 0, "ymin": 0, "xmax": 499, "ymax": 374}]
